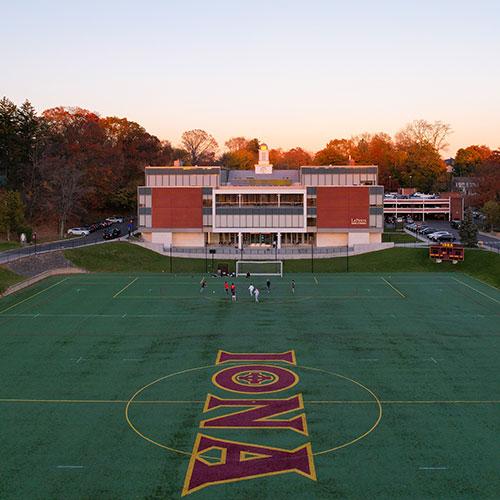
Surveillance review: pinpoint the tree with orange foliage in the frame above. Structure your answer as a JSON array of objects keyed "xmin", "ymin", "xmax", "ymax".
[
  {"xmin": 453, "ymin": 145, "xmax": 491, "ymax": 177},
  {"xmin": 220, "ymin": 137, "xmax": 259, "ymax": 169},
  {"xmin": 313, "ymin": 139, "xmax": 358, "ymax": 165}
]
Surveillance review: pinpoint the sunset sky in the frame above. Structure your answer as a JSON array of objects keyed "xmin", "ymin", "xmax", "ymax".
[{"xmin": 2, "ymin": 0, "xmax": 499, "ymax": 156}]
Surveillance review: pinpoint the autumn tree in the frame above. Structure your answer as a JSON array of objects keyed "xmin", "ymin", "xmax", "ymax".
[
  {"xmin": 453, "ymin": 145, "xmax": 491, "ymax": 177},
  {"xmin": 352, "ymin": 133, "xmax": 400, "ymax": 188},
  {"xmin": 225, "ymin": 137, "xmax": 250, "ymax": 153},
  {"xmin": 473, "ymin": 150, "xmax": 500, "ymax": 206},
  {"xmin": 394, "ymin": 142, "xmax": 446, "ymax": 192},
  {"xmin": 220, "ymin": 137, "xmax": 259, "ymax": 169},
  {"xmin": 273, "ymin": 147, "xmax": 312, "ymax": 168},
  {"xmin": 181, "ymin": 129, "xmax": 218, "ymax": 165},
  {"xmin": 41, "ymin": 107, "xmax": 110, "ymax": 236},
  {"xmin": 314, "ymin": 139, "xmax": 357, "ymax": 165}
]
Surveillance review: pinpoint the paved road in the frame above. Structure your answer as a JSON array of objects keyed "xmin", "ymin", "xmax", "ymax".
[{"xmin": 0, "ymin": 219, "xmax": 136, "ymax": 264}]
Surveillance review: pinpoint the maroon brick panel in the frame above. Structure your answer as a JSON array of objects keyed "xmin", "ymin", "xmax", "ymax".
[
  {"xmin": 316, "ymin": 187, "xmax": 369, "ymax": 228},
  {"xmin": 152, "ymin": 188, "xmax": 202, "ymax": 228}
]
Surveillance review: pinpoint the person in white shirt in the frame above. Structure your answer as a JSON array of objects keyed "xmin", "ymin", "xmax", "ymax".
[
  {"xmin": 254, "ymin": 288, "xmax": 260, "ymax": 302},
  {"xmin": 248, "ymin": 283, "xmax": 255, "ymax": 296}
]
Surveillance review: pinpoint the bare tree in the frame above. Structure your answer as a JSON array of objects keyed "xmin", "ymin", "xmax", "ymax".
[
  {"xmin": 181, "ymin": 129, "xmax": 218, "ymax": 165},
  {"xmin": 396, "ymin": 120, "xmax": 452, "ymax": 152},
  {"xmin": 42, "ymin": 156, "xmax": 88, "ymax": 238},
  {"xmin": 225, "ymin": 137, "xmax": 250, "ymax": 152}
]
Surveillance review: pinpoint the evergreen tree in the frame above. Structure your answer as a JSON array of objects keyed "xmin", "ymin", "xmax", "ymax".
[
  {"xmin": 0, "ymin": 190, "xmax": 25, "ymax": 241},
  {"xmin": 459, "ymin": 208, "xmax": 478, "ymax": 247}
]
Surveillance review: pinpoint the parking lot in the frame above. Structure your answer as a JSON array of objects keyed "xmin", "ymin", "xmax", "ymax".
[{"xmin": 404, "ymin": 219, "xmax": 500, "ymax": 250}]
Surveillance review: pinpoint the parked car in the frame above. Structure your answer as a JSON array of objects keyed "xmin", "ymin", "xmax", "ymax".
[
  {"xmin": 428, "ymin": 231, "xmax": 452, "ymax": 241},
  {"xmin": 105, "ymin": 216, "xmax": 124, "ymax": 224},
  {"xmin": 67, "ymin": 227, "xmax": 90, "ymax": 236},
  {"xmin": 103, "ymin": 227, "xmax": 121, "ymax": 240},
  {"xmin": 435, "ymin": 233, "xmax": 456, "ymax": 242},
  {"xmin": 450, "ymin": 220, "xmax": 462, "ymax": 229},
  {"xmin": 420, "ymin": 227, "xmax": 436, "ymax": 235}
]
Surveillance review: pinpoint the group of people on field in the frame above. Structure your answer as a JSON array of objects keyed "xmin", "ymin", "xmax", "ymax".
[{"xmin": 199, "ymin": 276, "xmax": 296, "ymax": 301}]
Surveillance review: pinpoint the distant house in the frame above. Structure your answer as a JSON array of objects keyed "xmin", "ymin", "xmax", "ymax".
[{"xmin": 452, "ymin": 177, "xmax": 478, "ymax": 196}]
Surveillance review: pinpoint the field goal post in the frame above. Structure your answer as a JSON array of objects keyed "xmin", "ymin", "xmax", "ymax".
[{"xmin": 236, "ymin": 260, "xmax": 283, "ymax": 277}]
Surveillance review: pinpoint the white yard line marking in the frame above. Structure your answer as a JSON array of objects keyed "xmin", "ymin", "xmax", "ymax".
[
  {"xmin": 76, "ymin": 356, "xmax": 83, "ymax": 364},
  {"xmin": 464, "ymin": 275, "xmax": 500, "ymax": 292},
  {"xmin": 122, "ymin": 313, "xmax": 127, "ymax": 318},
  {"xmin": 0, "ymin": 278, "xmax": 68, "ymax": 314},
  {"xmin": 113, "ymin": 277, "xmax": 139, "ymax": 298},
  {"xmin": 57, "ymin": 465, "xmax": 84, "ymax": 469},
  {"xmin": 307, "ymin": 400, "xmax": 500, "ymax": 404},
  {"xmin": 452, "ymin": 277, "xmax": 500, "ymax": 304},
  {"xmin": 0, "ymin": 398, "xmax": 204, "ymax": 404},
  {"xmin": 380, "ymin": 277, "xmax": 406, "ymax": 298},
  {"xmin": 419, "ymin": 467, "xmax": 448, "ymax": 470},
  {"xmin": 430, "ymin": 357, "xmax": 438, "ymax": 364},
  {"xmin": 313, "ymin": 276, "xmax": 319, "ymax": 285}
]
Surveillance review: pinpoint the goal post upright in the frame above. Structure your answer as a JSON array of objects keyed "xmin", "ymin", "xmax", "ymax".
[{"xmin": 236, "ymin": 260, "xmax": 283, "ymax": 277}]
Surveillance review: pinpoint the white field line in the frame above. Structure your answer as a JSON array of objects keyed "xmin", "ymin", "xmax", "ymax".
[
  {"xmin": 380, "ymin": 277, "xmax": 406, "ymax": 298},
  {"xmin": 452, "ymin": 277, "xmax": 500, "ymax": 304},
  {"xmin": 0, "ymin": 278, "xmax": 68, "ymax": 314},
  {"xmin": 113, "ymin": 277, "xmax": 139, "ymax": 298},
  {"xmin": 314, "ymin": 276, "xmax": 319, "ymax": 285},
  {"xmin": 419, "ymin": 467, "xmax": 448, "ymax": 470},
  {"xmin": 57, "ymin": 465, "xmax": 84, "ymax": 469}
]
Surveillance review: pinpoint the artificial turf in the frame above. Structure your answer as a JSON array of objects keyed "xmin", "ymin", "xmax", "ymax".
[{"xmin": 0, "ymin": 272, "xmax": 498, "ymax": 499}]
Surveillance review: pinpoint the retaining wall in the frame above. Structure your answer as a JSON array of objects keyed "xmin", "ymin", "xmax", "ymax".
[{"xmin": 2, "ymin": 267, "xmax": 88, "ymax": 297}]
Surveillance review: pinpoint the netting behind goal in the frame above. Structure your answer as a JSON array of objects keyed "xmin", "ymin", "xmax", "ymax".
[{"xmin": 236, "ymin": 260, "xmax": 283, "ymax": 277}]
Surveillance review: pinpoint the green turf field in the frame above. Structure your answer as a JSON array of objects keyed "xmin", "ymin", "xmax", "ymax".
[{"xmin": 0, "ymin": 272, "xmax": 498, "ymax": 499}]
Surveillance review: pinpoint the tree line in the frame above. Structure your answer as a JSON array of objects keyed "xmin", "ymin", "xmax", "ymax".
[{"xmin": 0, "ymin": 97, "xmax": 498, "ymax": 239}]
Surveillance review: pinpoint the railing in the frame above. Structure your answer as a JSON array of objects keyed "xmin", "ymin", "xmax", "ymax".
[{"xmin": 167, "ymin": 245, "xmax": 353, "ymax": 257}]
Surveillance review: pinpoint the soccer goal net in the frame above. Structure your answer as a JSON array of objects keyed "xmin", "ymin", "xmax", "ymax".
[{"xmin": 236, "ymin": 260, "xmax": 283, "ymax": 277}]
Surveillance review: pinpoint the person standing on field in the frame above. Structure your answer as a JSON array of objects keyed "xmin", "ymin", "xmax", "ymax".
[
  {"xmin": 291, "ymin": 279, "xmax": 295, "ymax": 294},
  {"xmin": 200, "ymin": 278, "xmax": 207, "ymax": 293},
  {"xmin": 231, "ymin": 283, "xmax": 236, "ymax": 302},
  {"xmin": 224, "ymin": 281, "xmax": 229, "ymax": 296},
  {"xmin": 266, "ymin": 279, "xmax": 271, "ymax": 293},
  {"xmin": 248, "ymin": 283, "xmax": 255, "ymax": 296},
  {"xmin": 254, "ymin": 287, "xmax": 260, "ymax": 303}
]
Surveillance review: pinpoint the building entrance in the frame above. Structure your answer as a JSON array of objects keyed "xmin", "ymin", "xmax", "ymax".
[{"xmin": 243, "ymin": 233, "xmax": 274, "ymax": 246}]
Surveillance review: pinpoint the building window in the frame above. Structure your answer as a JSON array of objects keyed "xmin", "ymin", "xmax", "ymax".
[
  {"xmin": 241, "ymin": 194, "xmax": 279, "ymax": 206},
  {"xmin": 216, "ymin": 194, "xmax": 239, "ymax": 206},
  {"xmin": 280, "ymin": 194, "xmax": 303, "ymax": 206}
]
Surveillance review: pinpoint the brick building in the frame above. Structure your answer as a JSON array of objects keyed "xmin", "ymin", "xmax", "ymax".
[{"xmin": 138, "ymin": 144, "xmax": 384, "ymax": 248}]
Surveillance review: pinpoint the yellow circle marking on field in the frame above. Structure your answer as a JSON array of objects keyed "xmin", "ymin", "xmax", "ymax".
[{"xmin": 124, "ymin": 363, "xmax": 382, "ymax": 457}]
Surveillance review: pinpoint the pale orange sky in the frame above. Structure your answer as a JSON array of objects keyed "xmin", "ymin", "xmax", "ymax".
[{"xmin": 2, "ymin": 0, "xmax": 499, "ymax": 157}]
